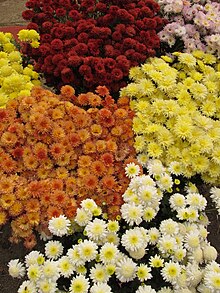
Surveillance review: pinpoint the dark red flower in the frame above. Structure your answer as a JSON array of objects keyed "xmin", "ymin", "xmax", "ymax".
[
  {"xmin": 68, "ymin": 9, "xmax": 82, "ymax": 21},
  {"xmin": 61, "ymin": 67, "xmax": 75, "ymax": 83},
  {"xmin": 52, "ymin": 53, "xmax": 64, "ymax": 65},
  {"xmin": 79, "ymin": 64, "xmax": 92, "ymax": 76},
  {"xmin": 112, "ymin": 68, "xmax": 123, "ymax": 81},
  {"xmin": 55, "ymin": 8, "xmax": 67, "ymax": 18},
  {"xmin": 39, "ymin": 44, "xmax": 51, "ymax": 55},
  {"xmin": 74, "ymin": 43, "xmax": 88, "ymax": 55},
  {"xmin": 27, "ymin": 22, "xmax": 39, "ymax": 31},
  {"xmin": 51, "ymin": 39, "xmax": 63, "ymax": 51},
  {"xmin": 68, "ymin": 56, "xmax": 82, "ymax": 67},
  {"xmin": 22, "ymin": 10, "xmax": 35, "ymax": 20}
]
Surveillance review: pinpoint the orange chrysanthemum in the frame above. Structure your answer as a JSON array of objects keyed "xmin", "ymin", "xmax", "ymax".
[
  {"xmin": 27, "ymin": 212, "xmax": 40, "ymax": 226},
  {"xmin": 52, "ymin": 107, "xmax": 65, "ymax": 120},
  {"xmin": 78, "ymin": 128, "xmax": 91, "ymax": 142},
  {"xmin": 0, "ymin": 210, "xmax": 7, "ymax": 225},
  {"xmin": 50, "ymin": 143, "xmax": 66, "ymax": 159},
  {"xmin": 113, "ymin": 108, "xmax": 128, "ymax": 119},
  {"xmin": 8, "ymin": 201, "xmax": 23, "ymax": 217},
  {"xmin": 23, "ymin": 154, "xmax": 39, "ymax": 170},
  {"xmin": 24, "ymin": 233, "xmax": 37, "ymax": 250},
  {"xmin": 37, "ymin": 167, "xmax": 50, "ymax": 179},
  {"xmin": 0, "ymin": 177, "xmax": 15, "ymax": 193},
  {"xmin": 62, "ymin": 120, "xmax": 76, "ymax": 132},
  {"xmin": 16, "ymin": 186, "xmax": 31, "ymax": 201},
  {"xmin": 25, "ymin": 198, "xmax": 40, "ymax": 213},
  {"xmin": 47, "ymin": 205, "xmax": 63, "ymax": 219},
  {"xmin": 96, "ymin": 140, "xmax": 106, "ymax": 152},
  {"xmin": 111, "ymin": 126, "xmax": 124, "ymax": 137},
  {"xmin": 90, "ymin": 124, "xmax": 102, "ymax": 137},
  {"xmin": 95, "ymin": 85, "xmax": 110, "ymax": 97},
  {"xmin": 83, "ymin": 174, "xmax": 98, "ymax": 190},
  {"xmin": 83, "ymin": 140, "xmax": 96, "ymax": 154},
  {"xmin": 57, "ymin": 154, "xmax": 71, "ymax": 166},
  {"xmin": 65, "ymin": 177, "xmax": 77, "ymax": 194},
  {"xmin": 1, "ymin": 155, "xmax": 17, "ymax": 173},
  {"xmin": 56, "ymin": 167, "xmax": 69, "ymax": 179},
  {"xmin": 101, "ymin": 152, "xmax": 114, "ymax": 166},
  {"xmin": 33, "ymin": 114, "xmax": 52, "ymax": 133},
  {"xmin": 12, "ymin": 147, "xmax": 24, "ymax": 158},
  {"xmin": 50, "ymin": 179, "xmax": 64, "ymax": 190},
  {"xmin": 1, "ymin": 132, "xmax": 18, "ymax": 146},
  {"xmin": 87, "ymin": 93, "xmax": 102, "ymax": 107},
  {"xmin": 117, "ymin": 96, "xmax": 130, "ymax": 106},
  {"xmin": 106, "ymin": 140, "xmax": 118, "ymax": 152},
  {"xmin": 74, "ymin": 113, "xmax": 91, "ymax": 129},
  {"xmin": 60, "ymin": 85, "xmax": 75, "ymax": 99},
  {"xmin": 0, "ymin": 193, "xmax": 16, "ymax": 209},
  {"xmin": 40, "ymin": 193, "xmax": 51, "ymax": 207},
  {"xmin": 52, "ymin": 126, "xmax": 65, "ymax": 140},
  {"xmin": 101, "ymin": 175, "xmax": 116, "ymax": 190},
  {"xmin": 33, "ymin": 142, "xmax": 48, "ymax": 160},
  {"xmin": 51, "ymin": 190, "xmax": 68, "ymax": 207},
  {"xmin": 77, "ymin": 93, "xmax": 89, "ymax": 106},
  {"xmin": 91, "ymin": 160, "xmax": 106, "ymax": 177},
  {"xmin": 69, "ymin": 132, "xmax": 81, "ymax": 147}
]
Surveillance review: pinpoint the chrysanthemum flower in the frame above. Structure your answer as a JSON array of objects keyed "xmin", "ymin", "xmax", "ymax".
[
  {"xmin": 121, "ymin": 203, "xmax": 143, "ymax": 226},
  {"xmin": 8, "ymin": 259, "xmax": 26, "ymax": 278},
  {"xmin": 69, "ymin": 274, "xmax": 89, "ymax": 293},
  {"xmin": 45, "ymin": 240, "xmax": 63, "ymax": 260},
  {"xmin": 18, "ymin": 280, "xmax": 36, "ymax": 293},
  {"xmin": 115, "ymin": 257, "xmax": 137, "ymax": 283},
  {"xmin": 85, "ymin": 218, "xmax": 107, "ymax": 242},
  {"xmin": 99, "ymin": 242, "xmax": 119, "ymax": 264},
  {"xmin": 78, "ymin": 240, "xmax": 98, "ymax": 262},
  {"xmin": 136, "ymin": 285, "xmax": 156, "ymax": 293},
  {"xmin": 90, "ymin": 283, "xmax": 113, "ymax": 293},
  {"xmin": 89, "ymin": 263, "xmax": 110, "ymax": 283},
  {"xmin": 48, "ymin": 214, "xmax": 71, "ymax": 236},
  {"xmin": 121, "ymin": 228, "xmax": 145, "ymax": 252},
  {"xmin": 58, "ymin": 256, "xmax": 74, "ymax": 278},
  {"xmin": 161, "ymin": 261, "xmax": 182, "ymax": 284}
]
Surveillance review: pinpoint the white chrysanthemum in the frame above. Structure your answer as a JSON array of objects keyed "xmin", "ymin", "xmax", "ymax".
[
  {"xmin": 41, "ymin": 260, "xmax": 60, "ymax": 281},
  {"xmin": 147, "ymin": 159, "xmax": 166, "ymax": 176},
  {"xmin": 128, "ymin": 247, "xmax": 146, "ymax": 260},
  {"xmin": 74, "ymin": 208, "xmax": 93, "ymax": 226},
  {"xmin": 157, "ymin": 173, "xmax": 173, "ymax": 191},
  {"xmin": 8, "ymin": 259, "xmax": 25, "ymax": 278},
  {"xmin": 122, "ymin": 187, "xmax": 137, "ymax": 203},
  {"xmin": 27, "ymin": 264, "xmax": 42, "ymax": 282},
  {"xmin": 143, "ymin": 207, "xmax": 157, "ymax": 222},
  {"xmin": 18, "ymin": 280, "xmax": 36, "ymax": 293},
  {"xmin": 58, "ymin": 256, "xmax": 74, "ymax": 277},
  {"xmin": 137, "ymin": 153, "xmax": 149, "ymax": 166},
  {"xmin": 77, "ymin": 240, "xmax": 98, "ymax": 262},
  {"xmin": 85, "ymin": 218, "xmax": 107, "ymax": 242},
  {"xmin": 128, "ymin": 176, "xmax": 143, "ymax": 191},
  {"xmin": 148, "ymin": 228, "xmax": 160, "ymax": 245},
  {"xmin": 80, "ymin": 199, "xmax": 97, "ymax": 212},
  {"xmin": 99, "ymin": 242, "xmax": 119, "ymax": 264},
  {"xmin": 169, "ymin": 193, "xmax": 186, "ymax": 210},
  {"xmin": 67, "ymin": 246, "xmax": 85, "ymax": 267},
  {"xmin": 107, "ymin": 220, "xmax": 119, "ymax": 232},
  {"xmin": 121, "ymin": 228, "xmax": 145, "ymax": 252},
  {"xmin": 149, "ymin": 254, "xmax": 164, "ymax": 268},
  {"xmin": 137, "ymin": 185, "xmax": 158, "ymax": 205},
  {"xmin": 69, "ymin": 274, "xmax": 90, "ymax": 293},
  {"xmin": 48, "ymin": 215, "xmax": 71, "ymax": 236},
  {"xmin": 203, "ymin": 245, "xmax": 218, "ymax": 262},
  {"xmin": 161, "ymin": 261, "xmax": 182, "ymax": 284},
  {"xmin": 173, "ymin": 248, "xmax": 186, "ymax": 262},
  {"xmin": 125, "ymin": 162, "xmax": 141, "ymax": 178},
  {"xmin": 89, "ymin": 263, "xmax": 109, "ymax": 283},
  {"xmin": 186, "ymin": 193, "xmax": 207, "ymax": 210},
  {"xmin": 168, "ymin": 161, "xmax": 183, "ymax": 175},
  {"xmin": 45, "ymin": 240, "xmax": 63, "ymax": 260},
  {"xmin": 158, "ymin": 235, "xmax": 177, "ymax": 254},
  {"xmin": 38, "ymin": 278, "xmax": 57, "ymax": 293},
  {"xmin": 157, "ymin": 287, "xmax": 173, "ymax": 293},
  {"xmin": 139, "ymin": 174, "xmax": 156, "ymax": 187},
  {"xmin": 159, "ymin": 219, "xmax": 179, "ymax": 236},
  {"xmin": 184, "ymin": 232, "xmax": 201, "ymax": 251},
  {"xmin": 105, "ymin": 232, "xmax": 120, "ymax": 245},
  {"xmin": 25, "ymin": 251, "xmax": 44, "ymax": 267},
  {"xmin": 115, "ymin": 257, "xmax": 137, "ymax": 282},
  {"xmin": 137, "ymin": 264, "xmax": 152, "ymax": 282},
  {"xmin": 90, "ymin": 283, "xmax": 113, "ymax": 293},
  {"xmin": 121, "ymin": 203, "xmax": 143, "ymax": 225},
  {"xmin": 204, "ymin": 271, "xmax": 220, "ymax": 292},
  {"xmin": 136, "ymin": 285, "xmax": 156, "ymax": 293},
  {"xmin": 185, "ymin": 262, "xmax": 203, "ymax": 287}
]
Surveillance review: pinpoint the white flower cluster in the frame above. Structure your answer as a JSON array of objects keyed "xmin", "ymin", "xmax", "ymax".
[
  {"xmin": 8, "ymin": 162, "xmax": 219, "ymax": 293},
  {"xmin": 210, "ymin": 187, "xmax": 220, "ymax": 215}
]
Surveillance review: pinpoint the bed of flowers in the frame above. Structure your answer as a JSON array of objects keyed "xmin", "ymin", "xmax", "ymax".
[{"xmin": 0, "ymin": 0, "xmax": 220, "ymax": 293}]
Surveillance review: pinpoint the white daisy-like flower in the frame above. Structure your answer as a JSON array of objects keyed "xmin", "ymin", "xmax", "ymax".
[
  {"xmin": 58, "ymin": 256, "xmax": 74, "ymax": 278},
  {"xmin": 149, "ymin": 254, "xmax": 164, "ymax": 268},
  {"xmin": 8, "ymin": 259, "xmax": 26, "ymax": 278},
  {"xmin": 161, "ymin": 261, "xmax": 182, "ymax": 284},
  {"xmin": 169, "ymin": 193, "xmax": 186, "ymax": 211},
  {"xmin": 168, "ymin": 161, "xmax": 183, "ymax": 175},
  {"xmin": 90, "ymin": 283, "xmax": 113, "ymax": 293},
  {"xmin": 136, "ymin": 264, "xmax": 152, "ymax": 282},
  {"xmin": 69, "ymin": 274, "xmax": 90, "ymax": 293},
  {"xmin": 128, "ymin": 247, "xmax": 146, "ymax": 260},
  {"xmin": 147, "ymin": 159, "xmax": 165, "ymax": 177},
  {"xmin": 107, "ymin": 220, "xmax": 119, "ymax": 233},
  {"xmin": 89, "ymin": 263, "xmax": 110, "ymax": 283},
  {"xmin": 137, "ymin": 153, "xmax": 148, "ymax": 166},
  {"xmin": 184, "ymin": 231, "xmax": 201, "ymax": 251},
  {"xmin": 115, "ymin": 257, "xmax": 137, "ymax": 282},
  {"xmin": 121, "ymin": 228, "xmax": 145, "ymax": 252},
  {"xmin": 148, "ymin": 228, "xmax": 160, "ymax": 245},
  {"xmin": 67, "ymin": 246, "xmax": 85, "ymax": 267},
  {"xmin": 157, "ymin": 287, "xmax": 173, "ymax": 293},
  {"xmin": 158, "ymin": 235, "xmax": 177, "ymax": 255},
  {"xmin": 48, "ymin": 215, "xmax": 71, "ymax": 236},
  {"xmin": 25, "ymin": 251, "xmax": 44, "ymax": 267},
  {"xmin": 125, "ymin": 162, "xmax": 141, "ymax": 178},
  {"xmin": 85, "ymin": 218, "xmax": 107, "ymax": 242},
  {"xmin": 74, "ymin": 208, "xmax": 93, "ymax": 226},
  {"xmin": 77, "ymin": 240, "xmax": 98, "ymax": 262},
  {"xmin": 122, "ymin": 187, "xmax": 137, "ymax": 203},
  {"xmin": 121, "ymin": 203, "xmax": 143, "ymax": 226},
  {"xmin": 129, "ymin": 176, "xmax": 143, "ymax": 191},
  {"xmin": 105, "ymin": 232, "xmax": 120, "ymax": 245},
  {"xmin": 139, "ymin": 174, "xmax": 156, "ymax": 187},
  {"xmin": 137, "ymin": 185, "xmax": 158, "ymax": 205},
  {"xmin": 159, "ymin": 219, "xmax": 179, "ymax": 236},
  {"xmin": 186, "ymin": 193, "xmax": 207, "ymax": 211},
  {"xmin": 143, "ymin": 207, "xmax": 157, "ymax": 222},
  {"xmin": 136, "ymin": 285, "xmax": 156, "ymax": 293},
  {"xmin": 41, "ymin": 260, "xmax": 60, "ymax": 281},
  {"xmin": 157, "ymin": 173, "xmax": 173, "ymax": 191},
  {"xmin": 99, "ymin": 242, "xmax": 119, "ymax": 264},
  {"xmin": 27, "ymin": 264, "xmax": 42, "ymax": 282},
  {"xmin": 203, "ymin": 245, "xmax": 218, "ymax": 262},
  {"xmin": 45, "ymin": 240, "xmax": 63, "ymax": 260},
  {"xmin": 37, "ymin": 278, "xmax": 57, "ymax": 293},
  {"xmin": 18, "ymin": 280, "xmax": 36, "ymax": 293},
  {"xmin": 204, "ymin": 271, "xmax": 220, "ymax": 292},
  {"xmin": 80, "ymin": 199, "xmax": 97, "ymax": 212},
  {"xmin": 173, "ymin": 248, "xmax": 186, "ymax": 262}
]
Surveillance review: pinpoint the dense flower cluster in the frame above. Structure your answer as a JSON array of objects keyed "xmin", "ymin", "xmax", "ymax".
[
  {"xmin": 0, "ymin": 85, "xmax": 137, "ymax": 247},
  {"xmin": 157, "ymin": 0, "xmax": 220, "ymax": 55},
  {"xmin": 121, "ymin": 50, "xmax": 220, "ymax": 185},
  {"xmin": 0, "ymin": 29, "xmax": 40, "ymax": 107},
  {"xmin": 8, "ymin": 162, "xmax": 220, "ymax": 293},
  {"xmin": 22, "ymin": 0, "xmax": 166, "ymax": 94}
]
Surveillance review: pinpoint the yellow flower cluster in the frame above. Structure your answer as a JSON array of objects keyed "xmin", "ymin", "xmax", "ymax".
[
  {"xmin": 121, "ymin": 51, "xmax": 220, "ymax": 185},
  {"xmin": 0, "ymin": 30, "xmax": 41, "ymax": 108}
]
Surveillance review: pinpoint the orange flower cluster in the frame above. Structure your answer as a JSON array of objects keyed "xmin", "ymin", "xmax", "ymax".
[{"xmin": 0, "ymin": 85, "xmax": 139, "ymax": 248}]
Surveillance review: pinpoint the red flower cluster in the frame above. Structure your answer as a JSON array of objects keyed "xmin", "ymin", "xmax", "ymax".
[
  {"xmin": 23, "ymin": 0, "xmax": 166, "ymax": 95},
  {"xmin": 0, "ymin": 85, "xmax": 140, "ymax": 248}
]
